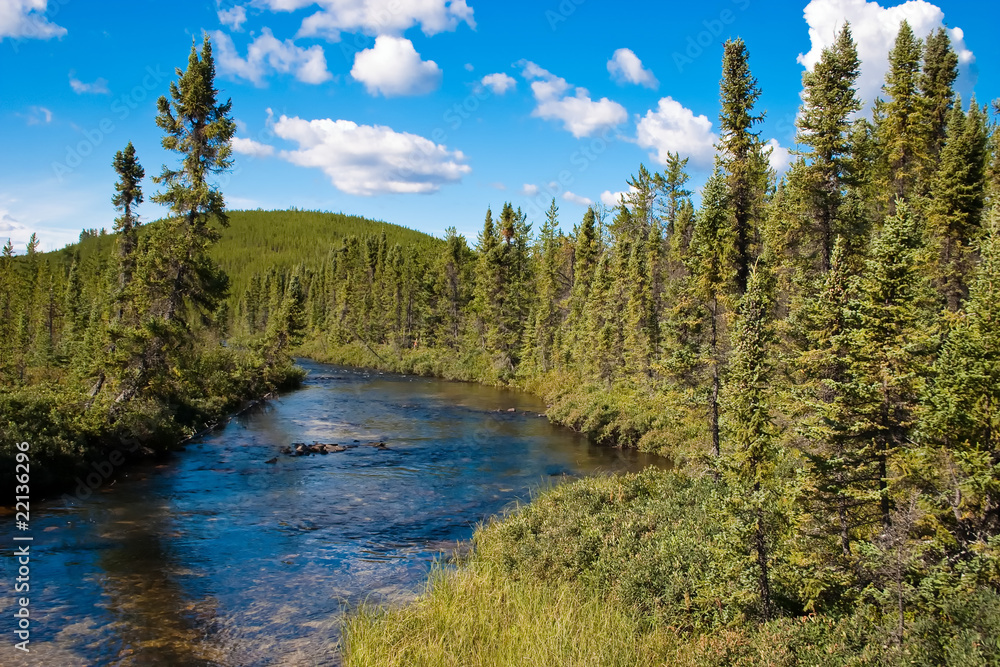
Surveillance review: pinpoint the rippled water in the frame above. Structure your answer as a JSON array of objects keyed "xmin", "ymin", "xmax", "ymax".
[{"xmin": 2, "ymin": 360, "xmax": 661, "ymax": 666}]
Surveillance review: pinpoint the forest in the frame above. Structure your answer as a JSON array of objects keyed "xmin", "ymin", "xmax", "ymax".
[{"xmin": 2, "ymin": 18, "xmax": 1000, "ymax": 666}]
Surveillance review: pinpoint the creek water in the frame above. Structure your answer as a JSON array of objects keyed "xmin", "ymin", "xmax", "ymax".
[{"xmin": 3, "ymin": 360, "xmax": 661, "ymax": 666}]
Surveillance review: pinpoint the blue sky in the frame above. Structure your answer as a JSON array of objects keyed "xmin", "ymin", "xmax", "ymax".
[{"xmin": 1, "ymin": 0, "xmax": 997, "ymax": 251}]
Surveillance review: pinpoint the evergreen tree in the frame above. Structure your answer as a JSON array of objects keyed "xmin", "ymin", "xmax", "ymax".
[
  {"xmin": 875, "ymin": 21, "xmax": 926, "ymax": 204},
  {"xmin": 928, "ymin": 98, "xmax": 989, "ymax": 310},
  {"xmin": 689, "ymin": 165, "xmax": 733, "ymax": 459},
  {"xmin": 718, "ymin": 38, "xmax": 770, "ymax": 295},
  {"xmin": 921, "ymin": 209, "xmax": 1000, "ymax": 543},
  {"xmin": 919, "ymin": 27, "xmax": 959, "ymax": 161},
  {"xmin": 111, "ymin": 142, "xmax": 145, "ymax": 306},
  {"xmin": 148, "ymin": 35, "xmax": 235, "ymax": 327},
  {"xmin": 847, "ymin": 202, "xmax": 935, "ymax": 528},
  {"xmin": 795, "ymin": 23, "xmax": 862, "ymax": 272},
  {"xmin": 722, "ymin": 260, "xmax": 780, "ymax": 620}
]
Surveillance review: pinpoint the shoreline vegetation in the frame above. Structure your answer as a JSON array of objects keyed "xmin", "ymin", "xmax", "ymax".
[{"xmin": 1, "ymin": 19, "xmax": 999, "ymax": 667}]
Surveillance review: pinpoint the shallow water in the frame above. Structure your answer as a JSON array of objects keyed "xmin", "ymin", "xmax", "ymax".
[{"xmin": 2, "ymin": 360, "xmax": 661, "ymax": 666}]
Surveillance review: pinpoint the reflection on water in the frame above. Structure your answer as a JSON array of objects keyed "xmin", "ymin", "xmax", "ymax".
[{"xmin": 1, "ymin": 360, "xmax": 662, "ymax": 665}]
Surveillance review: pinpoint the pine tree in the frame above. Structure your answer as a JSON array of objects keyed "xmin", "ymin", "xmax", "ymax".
[
  {"xmin": 718, "ymin": 38, "xmax": 770, "ymax": 295},
  {"xmin": 564, "ymin": 207, "xmax": 600, "ymax": 365},
  {"xmin": 722, "ymin": 260, "xmax": 780, "ymax": 620},
  {"xmin": 689, "ymin": 165, "xmax": 733, "ymax": 459},
  {"xmin": 920, "ymin": 27, "xmax": 959, "ymax": 161},
  {"xmin": 921, "ymin": 209, "xmax": 1000, "ymax": 543},
  {"xmin": 111, "ymin": 142, "xmax": 144, "ymax": 308},
  {"xmin": 848, "ymin": 201, "xmax": 935, "ymax": 528},
  {"xmin": 795, "ymin": 22, "xmax": 862, "ymax": 272},
  {"xmin": 797, "ymin": 238, "xmax": 872, "ymax": 557},
  {"xmin": 530, "ymin": 199, "xmax": 561, "ymax": 372},
  {"xmin": 148, "ymin": 35, "xmax": 235, "ymax": 327},
  {"xmin": 927, "ymin": 98, "xmax": 989, "ymax": 310},
  {"xmin": 876, "ymin": 21, "xmax": 926, "ymax": 204}
]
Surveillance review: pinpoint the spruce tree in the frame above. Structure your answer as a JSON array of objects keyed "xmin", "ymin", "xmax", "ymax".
[
  {"xmin": 148, "ymin": 35, "xmax": 235, "ymax": 327},
  {"xmin": 876, "ymin": 21, "xmax": 926, "ymax": 204},
  {"xmin": 921, "ymin": 209, "xmax": 1000, "ymax": 542},
  {"xmin": 920, "ymin": 27, "xmax": 959, "ymax": 161},
  {"xmin": 848, "ymin": 201, "xmax": 935, "ymax": 528},
  {"xmin": 928, "ymin": 98, "xmax": 989, "ymax": 310},
  {"xmin": 795, "ymin": 23, "xmax": 862, "ymax": 272},
  {"xmin": 718, "ymin": 38, "xmax": 770, "ymax": 295},
  {"xmin": 722, "ymin": 260, "xmax": 779, "ymax": 620},
  {"xmin": 689, "ymin": 165, "xmax": 733, "ymax": 459}
]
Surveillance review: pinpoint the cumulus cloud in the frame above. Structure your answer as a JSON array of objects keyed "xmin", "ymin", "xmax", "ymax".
[
  {"xmin": 0, "ymin": 0, "xmax": 66, "ymax": 40},
  {"xmin": 481, "ymin": 72, "xmax": 516, "ymax": 95},
  {"xmin": 798, "ymin": 0, "xmax": 975, "ymax": 106},
  {"xmin": 212, "ymin": 28, "xmax": 332, "ymax": 86},
  {"xmin": 218, "ymin": 5, "xmax": 248, "ymax": 31},
  {"xmin": 766, "ymin": 138, "xmax": 793, "ymax": 173},
  {"xmin": 636, "ymin": 97, "xmax": 718, "ymax": 168},
  {"xmin": 69, "ymin": 74, "xmax": 110, "ymax": 95},
  {"xmin": 273, "ymin": 115, "xmax": 471, "ymax": 195},
  {"xmin": 607, "ymin": 48, "xmax": 658, "ymax": 89},
  {"xmin": 518, "ymin": 60, "xmax": 627, "ymax": 138},
  {"xmin": 600, "ymin": 187, "xmax": 638, "ymax": 207},
  {"xmin": 232, "ymin": 136, "xmax": 276, "ymax": 158},
  {"xmin": 351, "ymin": 35, "xmax": 441, "ymax": 97},
  {"xmin": 563, "ymin": 191, "xmax": 593, "ymax": 207},
  {"xmin": 521, "ymin": 184, "xmax": 540, "ymax": 197},
  {"xmin": 256, "ymin": 0, "xmax": 475, "ymax": 40}
]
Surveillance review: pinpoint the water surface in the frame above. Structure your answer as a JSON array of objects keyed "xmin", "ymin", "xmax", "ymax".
[{"xmin": 2, "ymin": 360, "xmax": 660, "ymax": 665}]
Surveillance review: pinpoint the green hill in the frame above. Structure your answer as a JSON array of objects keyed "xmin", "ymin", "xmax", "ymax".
[{"xmin": 41, "ymin": 208, "xmax": 441, "ymax": 306}]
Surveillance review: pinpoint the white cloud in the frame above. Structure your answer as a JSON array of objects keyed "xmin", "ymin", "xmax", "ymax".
[
  {"xmin": 23, "ymin": 105, "xmax": 52, "ymax": 125},
  {"xmin": 798, "ymin": 0, "xmax": 975, "ymax": 107},
  {"xmin": 0, "ymin": 211, "xmax": 27, "ymax": 235},
  {"xmin": 607, "ymin": 48, "xmax": 658, "ymax": 89},
  {"xmin": 481, "ymin": 72, "xmax": 516, "ymax": 95},
  {"xmin": 0, "ymin": 0, "xmax": 66, "ymax": 40},
  {"xmin": 257, "ymin": 0, "xmax": 475, "ymax": 40},
  {"xmin": 562, "ymin": 191, "xmax": 593, "ymax": 207},
  {"xmin": 600, "ymin": 187, "xmax": 637, "ymax": 207},
  {"xmin": 219, "ymin": 5, "xmax": 248, "ymax": 31},
  {"xmin": 521, "ymin": 184, "xmax": 540, "ymax": 197},
  {"xmin": 69, "ymin": 75, "xmax": 110, "ymax": 95},
  {"xmin": 232, "ymin": 136, "xmax": 276, "ymax": 158},
  {"xmin": 351, "ymin": 35, "xmax": 441, "ymax": 97},
  {"xmin": 273, "ymin": 115, "xmax": 471, "ymax": 195},
  {"xmin": 766, "ymin": 138, "xmax": 793, "ymax": 173},
  {"xmin": 519, "ymin": 60, "xmax": 627, "ymax": 138},
  {"xmin": 490, "ymin": 182, "xmax": 506, "ymax": 191},
  {"xmin": 0, "ymin": 209, "xmax": 76, "ymax": 252},
  {"xmin": 636, "ymin": 97, "xmax": 718, "ymax": 168},
  {"xmin": 212, "ymin": 28, "xmax": 332, "ymax": 86},
  {"xmin": 464, "ymin": 63, "xmax": 474, "ymax": 72}
]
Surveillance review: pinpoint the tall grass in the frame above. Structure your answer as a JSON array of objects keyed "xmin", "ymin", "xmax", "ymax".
[{"xmin": 342, "ymin": 562, "xmax": 672, "ymax": 667}]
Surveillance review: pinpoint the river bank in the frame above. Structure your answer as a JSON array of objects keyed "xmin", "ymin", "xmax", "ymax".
[{"xmin": 2, "ymin": 359, "xmax": 658, "ymax": 665}]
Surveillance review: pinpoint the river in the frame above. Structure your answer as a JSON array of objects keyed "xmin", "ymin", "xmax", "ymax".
[{"xmin": 3, "ymin": 360, "xmax": 661, "ymax": 666}]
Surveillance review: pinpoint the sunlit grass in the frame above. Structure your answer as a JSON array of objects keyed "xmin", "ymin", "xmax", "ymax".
[{"xmin": 342, "ymin": 562, "xmax": 673, "ymax": 667}]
